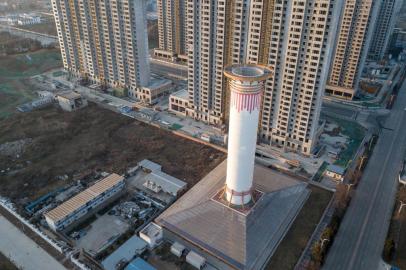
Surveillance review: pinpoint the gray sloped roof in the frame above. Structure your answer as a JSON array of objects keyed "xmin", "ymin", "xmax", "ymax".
[{"xmin": 156, "ymin": 160, "xmax": 309, "ymax": 269}]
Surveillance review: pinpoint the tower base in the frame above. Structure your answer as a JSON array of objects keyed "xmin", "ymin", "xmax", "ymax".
[{"xmin": 156, "ymin": 160, "xmax": 310, "ymax": 270}]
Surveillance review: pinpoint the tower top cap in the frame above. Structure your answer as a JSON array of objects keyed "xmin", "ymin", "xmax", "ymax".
[{"xmin": 224, "ymin": 64, "xmax": 272, "ymax": 82}]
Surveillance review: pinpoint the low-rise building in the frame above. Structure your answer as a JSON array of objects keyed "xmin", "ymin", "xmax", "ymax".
[
  {"xmin": 325, "ymin": 165, "xmax": 346, "ymax": 182},
  {"xmin": 37, "ymin": 91, "xmax": 54, "ymax": 99},
  {"xmin": 44, "ymin": 173, "xmax": 125, "ymax": 231},
  {"xmin": 138, "ymin": 159, "xmax": 162, "ymax": 172},
  {"xmin": 186, "ymin": 251, "xmax": 206, "ymax": 270},
  {"xmin": 143, "ymin": 170, "xmax": 186, "ymax": 197},
  {"xmin": 56, "ymin": 91, "xmax": 88, "ymax": 112},
  {"xmin": 168, "ymin": 89, "xmax": 194, "ymax": 117},
  {"xmin": 129, "ymin": 78, "xmax": 172, "ymax": 105},
  {"xmin": 170, "ymin": 242, "xmax": 185, "ymax": 257},
  {"xmin": 139, "ymin": 222, "xmax": 163, "ymax": 249},
  {"xmin": 124, "ymin": 257, "xmax": 156, "ymax": 270},
  {"xmin": 6, "ymin": 14, "xmax": 42, "ymax": 25},
  {"xmin": 138, "ymin": 159, "xmax": 187, "ymax": 197},
  {"xmin": 102, "ymin": 236, "xmax": 148, "ymax": 270}
]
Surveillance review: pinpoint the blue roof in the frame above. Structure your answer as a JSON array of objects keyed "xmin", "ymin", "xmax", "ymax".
[
  {"xmin": 326, "ymin": 164, "xmax": 345, "ymax": 175},
  {"xmin": 125, "ymin": 258, "xmax": 156, "ymax": 270},
  {"xmin": 101, "ymin": 236, "xmax": 147, "ymax": 270}
]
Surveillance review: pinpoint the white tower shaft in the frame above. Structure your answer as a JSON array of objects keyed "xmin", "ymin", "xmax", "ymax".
[{"xmin": 224, "ymin": 65, "xmax": 271, "ymax": 206}]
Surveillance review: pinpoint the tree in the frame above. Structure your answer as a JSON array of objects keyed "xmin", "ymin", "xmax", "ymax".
[
  {"xmin": 321, "ymin": 227, "xmax": 334, "ymax": 241},
  {"xmin": 383, "ymin": 238, "xmax": 395, "ymax": 262},
  {"xmin": 398, "ymin": 186, "xmax": 406, "ymax": 202},
  {"xmin": 311, "ymin": 242, "xmax": 323, "ymax": 264},
  {"xmin": 334, "ymin": 184, "xmax": 349, "ymax": 210}
]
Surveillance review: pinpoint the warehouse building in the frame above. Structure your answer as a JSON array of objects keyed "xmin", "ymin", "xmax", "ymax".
[{"xmin": 44, "ymin": 173, "xmax": 125, "ymax": 231}]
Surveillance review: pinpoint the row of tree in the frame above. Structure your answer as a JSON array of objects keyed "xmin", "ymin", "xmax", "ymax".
[
  {"xmin": 0, "ymin": 32, "xmax": 56, "ymax": 56},
  {"xmin": 309, "ymin": 135, "xmax": 378, "ymax": 269}
]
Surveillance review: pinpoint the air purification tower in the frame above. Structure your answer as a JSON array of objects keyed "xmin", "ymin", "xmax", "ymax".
[
  {"xmin": 157, "ymin": 64, "xmax": 309, "ymax": 270},
  {"xmin": 224, "ymin": 64, "xmax": 271, "ymax": 206}
]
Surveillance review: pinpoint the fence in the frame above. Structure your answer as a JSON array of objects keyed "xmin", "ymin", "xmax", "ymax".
[
  {"xmin": 0, "ymin": 198, "xmax": 64, "ymax": 253},
  {"xmin": 70, "ymin": 254, "xmax": 92, "ymax": 270}
]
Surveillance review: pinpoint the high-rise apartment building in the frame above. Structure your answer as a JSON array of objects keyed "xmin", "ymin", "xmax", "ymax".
[
  {"xmin": 51, "ymin": 0, "xmax": 150, "ymax": 90},
  {"xmin": 325, "ymin": 0, "xmax": 379, "ymax": 99},
  {"xmin": 186, "ymin": 1, "xmax": 251, "ymax": 125},
  {"xmin": 368, "ymin": 0, "xmax": 402, "ymax": 61},
  {"xmin": 246, "ymin": 0, "xmax": 341, "ymax": 155},
  {"xmin": 155, "ymin": 0, "xmax": 188, "ymax": 62},
  {"xmin": 168, "ymin": 0, "xmax": 340, "ymax": 154}
]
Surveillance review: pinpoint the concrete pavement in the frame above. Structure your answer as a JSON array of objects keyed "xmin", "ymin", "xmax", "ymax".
[
  {"xmin": 323, "ymin": 78, "xmax": 406, "ymax": 270},
  {"xmin": 0, "ymin": 215, "xmax": 66, "ymax": 270}
]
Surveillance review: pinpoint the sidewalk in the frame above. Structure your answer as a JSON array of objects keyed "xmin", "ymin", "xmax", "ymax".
[{"xmin": 0, "ymin": 215, "xmax": 66, "ymax": 270}]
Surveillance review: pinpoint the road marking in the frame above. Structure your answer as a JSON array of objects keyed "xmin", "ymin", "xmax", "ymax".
[{"xmin": 347, "ymin": 98, "xmax": 406, "ymax": 269}]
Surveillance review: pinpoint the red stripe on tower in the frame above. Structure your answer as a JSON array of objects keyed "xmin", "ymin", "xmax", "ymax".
[{"xmin": 231, "ymin": 92, "xmax": 261, "ymax": 113}]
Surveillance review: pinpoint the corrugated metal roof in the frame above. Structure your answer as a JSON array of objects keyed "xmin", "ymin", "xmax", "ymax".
[
  {"xmin": 44, "ymin": 173, "xmax": 124, "ymax": 223},
  {"xmin": 144, "ymin": 171, "xmax": 186, "ymax": 195},
  {"xmin": 102, "ymin": 236, "xmax": 148, "ymax": 270},
  {"xmin": 138, "ymin": 159, "xmax": 162, "ymax": 172}
]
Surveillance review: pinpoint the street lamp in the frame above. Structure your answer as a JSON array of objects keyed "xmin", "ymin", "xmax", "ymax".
[
  {"xmin": 321, "ymin": 238, "xmax": 329, "ymax": 250},
  {"xmin": 358, "ymin": 155, "xmax": 367, "ymax": 171},
  {"xmin": 345, "ymin": 183, "xmax": 355, "ymax": 197},
  {"xmin": 398, "ymin": 201, "xmax": 406, "ymax": 215},
  {"xmin": 346, "ymin": 159, "xmax": 353, "ymax": 169}
]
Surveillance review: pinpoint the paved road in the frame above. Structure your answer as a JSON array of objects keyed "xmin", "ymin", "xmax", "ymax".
[
  {"xmin": 323, "ymin": 79, "xmax": 406, "ymax": 270},
  {"xmin": 0, "ymin": 215, "xmax": 66, "ymax": 270},
  {"xmin": 0, "ymin": 24, "xmax": 58, "ymax": 46},
  {"xmin": 322, "ymin": 101, "xmax": 358, "ymax": 119},
  {"xmin": 150, "ymin": 60, "xmax": 187, "ymax": 79}
]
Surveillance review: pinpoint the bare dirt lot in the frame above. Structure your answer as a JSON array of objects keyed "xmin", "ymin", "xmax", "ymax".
[{"xmin": 0, "ymin": 103, "xmax": 225, "ymax": 201}]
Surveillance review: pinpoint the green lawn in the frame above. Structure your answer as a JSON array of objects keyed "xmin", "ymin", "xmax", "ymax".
[
  {"xmin": 322, "ymin": 116, "xmax": 366, "ymax": 167},
  {"xmin": 313, "ymin": 161, "xmax": 329, "ymax": 182},
  {"xmin": 266, "ymin": 186, "xmax": 333, "ymax": 270},
  {"xmin": 0, "ymin": 50, "xmax": 62, "ymax": 78},
  {"xmin": 170, "ymin": 123, "xmax": 183, "ymax": 130}
]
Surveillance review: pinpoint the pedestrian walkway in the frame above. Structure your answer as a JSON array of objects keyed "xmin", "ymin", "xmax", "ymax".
[{"xmin": 0, "ymin": 215, "xmax": 66, "ymax": 270}]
